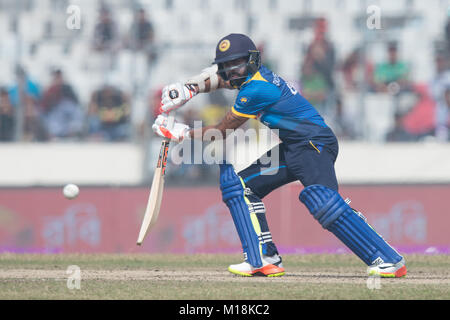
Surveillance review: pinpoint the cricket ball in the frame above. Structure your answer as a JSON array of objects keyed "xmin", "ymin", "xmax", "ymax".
[{"xmin": 63, "ymin": 183, "xmax": 80, "ymax": 200}]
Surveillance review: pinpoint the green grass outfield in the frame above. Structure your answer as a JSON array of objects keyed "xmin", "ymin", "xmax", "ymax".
[{"xmin": 0, "ymin": 253, "xmax": 449, "ymax": 300}]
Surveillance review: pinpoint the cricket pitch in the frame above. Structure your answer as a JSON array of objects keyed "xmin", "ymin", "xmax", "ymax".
[{"xmin": 0, "ymin": 253, "xmax": 448, "ymax": 300}]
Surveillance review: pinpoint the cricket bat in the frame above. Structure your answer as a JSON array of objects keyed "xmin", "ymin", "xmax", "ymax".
[{"xmin": 137, "ymin": 113, "xmax": 175, "ymax": 245}]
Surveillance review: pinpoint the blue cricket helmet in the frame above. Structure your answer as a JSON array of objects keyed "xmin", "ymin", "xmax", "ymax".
[{"xmin": 213, "ymin": 33, "xmax": 261, "ymax": 87}]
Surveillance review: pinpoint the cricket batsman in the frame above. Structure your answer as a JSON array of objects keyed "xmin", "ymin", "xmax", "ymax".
[{"xmin": 152, "ymin": 33, "xmax": 407, "ymax": 278}]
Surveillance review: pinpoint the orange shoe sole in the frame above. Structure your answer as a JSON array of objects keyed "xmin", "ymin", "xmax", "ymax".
[
  {"xmin": 378, "ymin": 265, "xmax": 407, "ymax": 278},
  {"xmin": 229, "ymin": 264, "xmax": 285, "ymax": 277}
]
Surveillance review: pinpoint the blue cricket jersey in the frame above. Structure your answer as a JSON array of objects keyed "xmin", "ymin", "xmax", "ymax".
[{"xmin": 231, "ymin": 65, "xmax": 338, "ymax": 154}]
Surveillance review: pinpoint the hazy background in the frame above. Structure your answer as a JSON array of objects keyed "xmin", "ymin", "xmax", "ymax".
[{"xmin": 0, "ymin": 0, "xmax": 449, "ymax": 185}]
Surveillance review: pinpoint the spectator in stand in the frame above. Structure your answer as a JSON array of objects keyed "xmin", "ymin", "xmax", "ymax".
[
  {"xmin": 445, "ymin": 11, "xmax": 450, "ymax": 54},
  {"xmin": 92, "ymin": 6, "xmax": 119, "ymax": 52},
  {"xmin": 329, "ymin": 95, "xmax": 356, "ymax": 140},
  {"xmin": 88, "ymin": 84, "xmax": 131, "ymax": 142},
  {"xmin": 430, "ymin": 52, "xmax": 450, "ymax": 141},
  {"xmin": 92, "ymin": 6, "xmax": 120, "ymax": 70},
  {"xmin": 40, "ymin": 69, "xmax": 84, "ymax": 140},
  {"xmin": 431, "ymin": 52, "xmax": 450, "ymax": 91},
  {"xmin": 341, "ymin": 48, "xmax": 360, "ymax": 90},
  {"xmin": 401, "ymin": 84, "xmax": 436, "ymax": 140},
  {"xmin": 341, "ymin": 48, "xmax": 375, "ymax": 91},
  {"xmin": 200, "ymin": 91, "xmax": 229, "ymax": 127},
  {"xmin": 0, "ymin": 88, "xmax": 15, "ymax": 141},
  {"xmin": 127, "ymin": 8, "xmax": 156, "ymax": 65},
  {"xmin": 386, "ymin": 112, "xmax": 417, "ymax": 142},
  {"xmin": 151, "ymin": 87, "xmax": 163, "ymax": 119},
  {"xmin": 301, "ymin": 17, "xmax": 336, "ymax": 117},
  {"xmin": 434, "ymin": 86, "xmax": 450, "ymax": 141},
  {"xmin": 8, "ymin": 65, "xmax": 45, "ymax": 141},
  {"xmin": 300, "ymin": 56, "xmax": 328, "ymax": 109},
  {"xmin": 135, "ymin": 87, "xmax": 162, "ymax": 139},
  {"xmin": 373, "ymin": 42, "xmax": 411, "ymax": 93}
]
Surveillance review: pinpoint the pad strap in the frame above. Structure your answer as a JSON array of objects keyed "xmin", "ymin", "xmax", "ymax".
[{"xmin": 245, "ymin": 188, "xmax": 279, "ymax": 257}]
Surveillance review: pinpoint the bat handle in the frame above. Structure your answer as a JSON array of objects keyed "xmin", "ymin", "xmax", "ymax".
[
  {"xmin": 160, "ymin": 111, "xmax": 176, "ymax": 170},
  {"xmin": 165, "ymin": 111, "xmax": 176, "ymax": 133}
]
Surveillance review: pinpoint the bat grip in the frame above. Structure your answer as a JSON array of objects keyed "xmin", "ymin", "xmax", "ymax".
[{"xmin": 164, "ymin": 111, "xmax": 177, "ymax": 141}]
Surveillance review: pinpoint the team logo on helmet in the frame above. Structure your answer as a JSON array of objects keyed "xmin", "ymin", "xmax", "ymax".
[{"xmin": 219, "ymin": 39, "xmax": 231, "ymax": 52}]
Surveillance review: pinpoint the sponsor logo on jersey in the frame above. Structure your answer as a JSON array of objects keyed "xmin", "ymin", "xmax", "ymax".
[{"xmin": 272, "ymin": 72, "xmax": 281, "ymax": 86}]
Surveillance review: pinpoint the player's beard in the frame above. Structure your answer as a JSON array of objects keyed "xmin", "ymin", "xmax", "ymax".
[
  {"xmin": 228, "ymin": 69, "xmax": 248, "ymax": 88},
  {"xmin": 229, "ymin": 76, "xmax": 247, "ymax": 88}
]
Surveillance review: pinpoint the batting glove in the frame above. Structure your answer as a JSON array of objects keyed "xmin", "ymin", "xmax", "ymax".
[
  {"xmin": 160, "ymin": 82, "xmax": 197, "ymax": 113},
  {"xmin": 152, "ymin": 114, "xmax": 191, "ymax": 143}
]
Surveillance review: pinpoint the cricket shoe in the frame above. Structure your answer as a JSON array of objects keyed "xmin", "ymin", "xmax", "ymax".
[
  {"xmin": 367, "ymin": 257, "xmax": 407, "ymax": 278},
  {"xmin": 228, "ymin": 255, "xmax": 285, "ymax": 277}
]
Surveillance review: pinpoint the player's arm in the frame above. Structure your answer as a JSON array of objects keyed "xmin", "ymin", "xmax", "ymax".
[
  {"xmin": 187, "ymin": 109, "xmax": 248, "ymax": 140},
  {"xmin": 160, "ymin": 65, "xmax": 233, "ymax": 113},
  {"xmin": 195, "ymin": 76, "xmax": 233, "ymax": 92}
]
